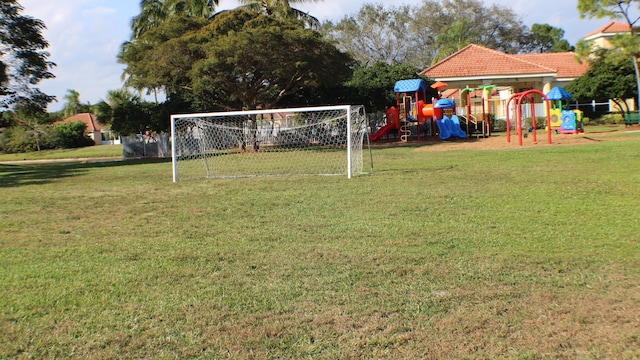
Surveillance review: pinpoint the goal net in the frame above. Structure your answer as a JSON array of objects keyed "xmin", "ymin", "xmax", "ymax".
[{"xmin": 170, "ymin": 105, "xmax": 371, "ymax": 181}]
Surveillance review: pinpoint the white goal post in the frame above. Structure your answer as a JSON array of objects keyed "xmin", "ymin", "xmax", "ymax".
[{"xmin": 170, "ymin": 105, "xmax": 372, "ymax": 181}]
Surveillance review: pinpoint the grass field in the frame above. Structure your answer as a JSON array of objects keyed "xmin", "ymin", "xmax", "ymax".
[
  {"xmin": 1, "ymin": 131, "xmax": 639, "ymax": 359},
  {"xmin": 0, "ymin": 144, "xmax": 122, "ymax": 162}
]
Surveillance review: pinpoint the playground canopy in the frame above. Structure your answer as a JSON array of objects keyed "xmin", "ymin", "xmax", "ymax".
[
  {"xmin": 394, "ymin": 79, "xmax": 428, "ymax": 93},
  {"xmin": 431, "ymin": 81, "xmax": 448, "ymax": 89},
  {"xmin": 434, "ymin": 98, "xmax": 455, "ymax": 109},
  {"xmin": 546, "ymin": 86, "xmax": 572, "ymax": 101}
]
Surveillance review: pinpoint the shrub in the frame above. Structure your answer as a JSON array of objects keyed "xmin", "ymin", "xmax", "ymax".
[
  {"xmin": 492, "ymin": 119, "xmax": 507, "ymax": 132},
  {"xmin": 522, "ymin": 116, "xmax": 548, "ymax": 130},
  {"xmin": 0, "ymin": 126, "xmax": 53, "ymax": 153},
  {"xmin": 600, "ymin": 113, "xmax": 623, "ymax": 125},
  {"xmin": 51, "ymin": 121, "xmax": 94, "ymax": 148}
]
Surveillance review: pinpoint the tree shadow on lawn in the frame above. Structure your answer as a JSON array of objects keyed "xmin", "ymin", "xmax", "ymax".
[{"xmin": 0, "ymin": 158, "xmax": 171, "ymax": 188}]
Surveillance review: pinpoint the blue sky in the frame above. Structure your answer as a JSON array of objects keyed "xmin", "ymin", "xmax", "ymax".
[{"xmin": 20, "ymin": 0, "xmax": 609, "ymax": 112}]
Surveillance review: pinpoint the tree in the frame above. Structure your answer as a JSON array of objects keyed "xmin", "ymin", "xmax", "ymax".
[
  {"xmin": 131, "ymin": 0, "xmax": 219, "ymax": 39},
  {"xmin": 344, "ymin": 62, "xmax": 434, "ymax": 113},
  {"xmin": 94, "ymin": 89, "xmax": 155, "ymax": 136},
  {"xmin": 51, "ymin": 121, "xmax": 94, "ymax": 149},
  {"xmin": 322, "ymin": 4, "xmax": 419, "ymax": 67},
  {"xmin": 527, "ymin": 23, "xmax": 575, "ymax": 53},
  {"xmin": 234, "ymin": 0, "xmax": 322, "ymax": 29},
  {"xmin": 1, "ymin": 106, "xmax": 56, "ymax": 152},
  {"xmin": 120, "ymin": 15, "xmax": 208, "ymax": 97},
  {"xmin": 324, "ymin": 0, "xmax": 531, "ymax": 67},
  {"xmin": 566, "ymin": 48, "xmax": 637, "ymax": 113},
  {"xmin": 414, "ymin": 0, "xmax": 531, "ymax": 56},
  {"xmin": 60, "ymin": 89, "xmax": 93, "ymax": 118},
  {"xmin": 0, "ymin": 0, "xmax": 55, "ymax": 111},
  {"xmin": 431, "ymin": 19, "xmax": 480, "ymax": 64},
  {"xmin": 578, "ymin": 0, "xmax": 640, "ymax": 112},
  {"xmin": 190, "ymin": 10, "xmax": 353, "ymax": 110},
  {"xmin": 120, "ymin": 9, "xmax": 353, "ymax": 111}
]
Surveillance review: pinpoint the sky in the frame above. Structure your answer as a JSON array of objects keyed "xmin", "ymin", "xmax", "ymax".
[{"xmin": 19, "ymin": 0, "xmax": 610, "ymax": 112}]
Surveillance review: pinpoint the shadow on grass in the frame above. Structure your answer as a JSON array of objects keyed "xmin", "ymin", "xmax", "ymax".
[{"xmin": 0, "ymin": 158, "xmax": 171, "ymax": 188}]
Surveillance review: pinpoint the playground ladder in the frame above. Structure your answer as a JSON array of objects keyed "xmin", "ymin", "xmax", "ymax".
[{"xmin": 398, "ymin": 106, "xmax": 411, "ymax": 142}]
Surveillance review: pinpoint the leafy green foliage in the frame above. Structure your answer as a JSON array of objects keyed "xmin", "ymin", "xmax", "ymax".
[
  {"xmin": 577, "ymin": 0, "xmax": 639, "ymax": 20},
  {"xmin": 119, "ymin": 16, "xmax": 208, "ymax": 95},
  {"xmin": 131, "ymin": 0, "xmax": 219, "ymax": 39},
  {"xmin": 109, "ymin": 102, "xmax": 153, "ymax": 136},
  {"xmin": 322, "ymin": 3, "xmax": 419, "ymax": 66},
  {"xmin": 325, "ymin": 0, "xmax": 533, "ymax": 67},
  {"xmin": 50, "ymin": 121, "xmax": 94, "ymax": 149},
  {"xmin": 190, "ymin": 10, "xmax": 353, "ymax": 110},
  {"xmin": 566, "ymin": 49, "xmax": 636, "ymax": 111},
  {"xmin": 431, "ymin": 19, "xmax": 481, "ymax": 64},
  {"xmin": 1, "ymin": 119, "xmax": 93, "ymax": 153},
  {"xmin": 0, "ymin": 0, "xmax": 56, "ymax": 110},
  {"xmin": 0, "ymin": 125, "xmax": 50, "ymax": 153},
  {"xmin": 235, "ymin": 0, "xmax": 322, "ymax": 29},
  {"xmin": 577, "ymin": 0, "xmax": 640, "ymax": 112},
  {"xmin": 93, "ymin": 89, "xmax": 163, "ymax": 136},
  {"xmin": 120, "ymin": 9, "xmax": 353, "ymax": 111},
  {"xmin": 527, "ymin": 23, "xmax": 575, "ymax": 53},
  {"xmin": 60, "ymin": 89, "xmax": 92, "ymax": 118},
  {"xmin": 344, "ymin": 62, "xmax": 435, "ymax": 113}
]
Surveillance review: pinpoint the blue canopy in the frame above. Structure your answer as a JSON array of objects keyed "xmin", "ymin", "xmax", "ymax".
[
  {"xmin": 394, "ymin": 79, "xmax": 428, "ymax": 93},
  {"xmin": 434, "ymin": 98, "xmax": 455, "ymax": 109},
  {"xmin": 546, "ymin": 86, "xmax": 572, "ymax": 100}
]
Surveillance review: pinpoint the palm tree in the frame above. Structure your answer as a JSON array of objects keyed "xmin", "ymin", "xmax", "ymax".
[
  {"xmin": 236, "ymin": 0, "xmax": 322, "ymax": 29},
  {"xmin": 105, "ymin": 88, "xmax": 142, "ymax": 106},
  {"xmin": 95, "ymin": 88, "xmax": 142, "ymax": 126},
  {"xmin": 62, "ymin": 89, "xmax": 82, "ymax": 118},
  {"xmin": 431, "ymin": 19, "xmax": 478, "ymax": 65},
  {"xmin": 131, "ymin": 0, "xmax": 219, "ymax": 39},
  {"xmin": 167, "ymin": 0, "xmax": 217, "ymax": 18}
]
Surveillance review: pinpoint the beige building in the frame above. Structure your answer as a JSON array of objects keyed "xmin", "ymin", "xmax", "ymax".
[
  {"xmin": 419, "ymin": 21, "xmax": 636, "ymax": 119},
  {"xmin": 58, "ymin": 113, "xmax": 120, "ymax": 145},
  {"xmin": 419, "ymin": 44, "xmax": 589, "ymax": 119},
  {"xmin": 583, "ymin": 21, "xmax": 632, "ymax": 49}
]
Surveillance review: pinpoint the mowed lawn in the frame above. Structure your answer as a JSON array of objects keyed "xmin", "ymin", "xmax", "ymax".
[{"xmin": 1, "ymin": 136, "xmax": 639, "ymax": 359}]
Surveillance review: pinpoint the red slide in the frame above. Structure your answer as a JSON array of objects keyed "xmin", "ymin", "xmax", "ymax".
[{"xmin": 369, "ymin": 122, "xmax": 396, "ymax": 142}]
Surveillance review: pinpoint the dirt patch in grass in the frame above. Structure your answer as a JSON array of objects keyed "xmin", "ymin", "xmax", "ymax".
[{"xmin": 382, "ymin": 124, "xmax": 640, "ymax": 152}]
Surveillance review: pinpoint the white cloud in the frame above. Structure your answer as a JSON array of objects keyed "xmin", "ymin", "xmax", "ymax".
[{"xmin": 21, "ymin": 0, "xmax": 138, "ymax": 111}]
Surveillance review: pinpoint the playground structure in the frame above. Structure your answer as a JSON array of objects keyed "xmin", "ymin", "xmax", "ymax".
[
  {"xmin": 434, "ymin": 99, "xmax": 466, "ymax": 140},
  {"xmin": 458, "ymin": 85, "xmax": 494, "ymax": 138},
  {"xmin": 546, "ymin": 86, "xmax": 584, "ymax": 134},
  {"xmin": 505, "ymin": 90, "xmax": 552, "ymax": 146},
  {"xmin": 369, "ymin": 79, "xmax": 435, "ymax": 142},
  {"xmin": 369, "ymin": 79, "xmax": 468, "ymax": 142}
]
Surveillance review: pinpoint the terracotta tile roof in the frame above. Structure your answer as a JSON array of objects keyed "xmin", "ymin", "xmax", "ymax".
[
  {"xmin": 420, "ymin": 44, "xmax": 588, "ymax": 80},
  {"xmin": 583, "ymin": 21, "xmax": 631, "ymax": 39},
  {"xmin": 58, "ymin": 113, "xmax": 103, "ymax": 132},
  {"xmin": 515, "ymin": 53, "xmax": 589, "ymax": 78},
  {"xmin": 420, "ymin": 44, "xmax": 556, "ymax": 79}
]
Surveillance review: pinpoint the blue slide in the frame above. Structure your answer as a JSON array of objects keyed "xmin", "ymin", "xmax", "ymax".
[{"xmin": 436, "ymin": 115, "xmax": 466, "ymax": 140}]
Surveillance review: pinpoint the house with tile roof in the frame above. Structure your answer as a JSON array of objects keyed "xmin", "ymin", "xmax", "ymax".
[
  {"xmin": 57, "ymin": 113, "xmax": 120, "ymax": 145},
  {"xmin": 419, "ymin": 44, "xmax": 589, "ymax": 119},
  {"xmin": 583, "ymin": 21, "xmax": 632, "ymax": 49},
  {"xmin": 418, "ymin": 21, "xmax": 639, "ymax": 121}
]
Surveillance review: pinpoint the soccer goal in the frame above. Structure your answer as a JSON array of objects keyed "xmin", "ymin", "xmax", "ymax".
[{"xmin": 170, "ymin": 105, "xmax": 372, "ymax": 181}]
